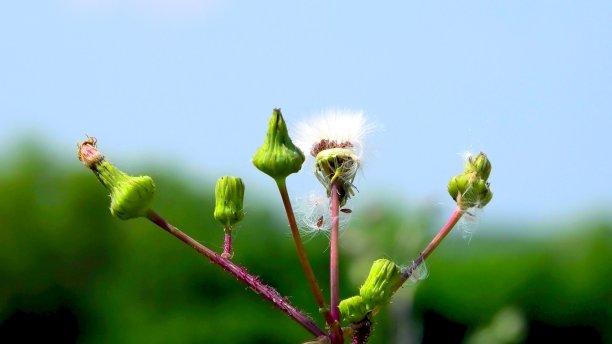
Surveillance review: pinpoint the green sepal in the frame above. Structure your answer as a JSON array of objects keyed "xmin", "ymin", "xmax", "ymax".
[{"xmin": 314, "ymin": 147, "xmax": 359, "ymax": 207}]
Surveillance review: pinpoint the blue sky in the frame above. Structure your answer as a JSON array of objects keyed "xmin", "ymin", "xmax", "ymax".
[{"xmin": 1, "ymin": 1, "xmax": 611, "ymax": 229}]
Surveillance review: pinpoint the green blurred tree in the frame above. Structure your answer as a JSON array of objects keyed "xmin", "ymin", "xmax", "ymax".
[{"xmin": 0, "ymin": 141, "xmax": 609, "ymax": 343}]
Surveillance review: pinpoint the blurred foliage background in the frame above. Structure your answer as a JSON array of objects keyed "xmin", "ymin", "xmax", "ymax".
[{"xmin": 0, "ymin": 142, "xmax": 610, "ymax": 344}]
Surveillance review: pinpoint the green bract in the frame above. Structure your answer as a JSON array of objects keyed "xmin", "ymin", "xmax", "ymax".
[
  {"xmin": 213, "ymin": 176, "xmax": 245, "ymax": 227},
  {"xmin": 314, "ymin": 147, "xmax": 359, "ymax": 207},
  {"xmin": 339, "ymin": 295, "xmax": 368, "ymax": 323},
  {"xmin": 464, "ymin": 152, "xmax": 492, "ymax": 180},
  {"xmin": 252, "ymin": 108, "xmax": 305, "ymax": 181},
  {"xmin": 95, "ymin": 161, "xmax": 156, "ymax": 220}
]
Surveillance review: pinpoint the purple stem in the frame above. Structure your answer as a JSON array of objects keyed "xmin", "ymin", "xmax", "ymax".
[
  {"xmin": 394, "ymin": 207, "xmax": 464, "ymax": 291},
  {"xmin": 351, "ymin": 319, "xmax": 372, "ymax": 344},
  {"xmin": 276, "ymin": 180, "xmax": 337, "ymax": 332},
  {"xmin": 146, "ymin": 209, "xmax": 325, "ymax": 338},
  {"xmin": 222, "ymin": 226, "xmax": 233, "ymax": 259},
  {"xmin": 329, "ymin": 182, "xmax": 343, "ymax": 344}
]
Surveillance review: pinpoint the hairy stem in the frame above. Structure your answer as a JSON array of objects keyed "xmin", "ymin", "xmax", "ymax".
[
  {"xmin": 276, "ymin": 179, "xmax": 336, "ymax": 334},
  {"xmin": 351, "ymin": 318, "xmax": 372, "ymax": 344},
  {"xmin": 394, "ymin": 207, "xmax": 464, "ymax": 292},
  {"xmin": 329, "ymin": 182, "xmax": 344, "ymax": 344},
  {"xmin": 222, "ymin": 225, "xmax": 233, "ymax": 259},
  {"xmin": 146, "ymin": 209, "xmax": 325, "ymax": 338}
]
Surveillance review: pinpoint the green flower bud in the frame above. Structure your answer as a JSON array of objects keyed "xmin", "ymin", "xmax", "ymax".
[
  {"xmin": 359, "ymin": 259, "xmax": 402, "ymax": 311},
  {"xmin": 78, "ymin": 138, "xmax": 155, "ymax": 220},
  {"xmin": 448, "ymin": 153, "xmax": 493, "ymax": 209},
  {"xmin": 95, "ymin": 161, "xmax": 156, "ymax": 220},
  {"xmin": 213, "ymin": 176, "xmax": 245, "ymax": 227},
  {"xmin": 339, "ymin": 295, "xmax": 369, "ymax": 323},
  {"xmin": 314, "ymin": 147, "xmax": 359, "ymax": 207},
  {"xmin": 464, "ymin": 152, "xmax": 491, "ymax": 180},
  {"xmin": 253, "ymin": 108, "xmax": 305, "ymax": 181}
]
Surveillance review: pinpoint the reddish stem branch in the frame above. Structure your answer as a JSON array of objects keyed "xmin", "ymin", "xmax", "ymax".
[
  {"xmin": 394, "ymin": 207, "xmax": 464, "ymax": 291},
  {"xmin": 222, "ymin": 226, "xmax": 233, "ymax": 259},
  {"xmin": 351, "ymin": 318, "xmax": 372, "ymax": 344},
  {"xmin": 146, "ymin": 209, "xmax": 325, "ymax": 338},
  {"xmin": 329, "ymin": 182, "xmax": 344, "ymax": 344},
  {"xmin": 276, "ymin": 180, "xmax": 336, "ymax": 334}
]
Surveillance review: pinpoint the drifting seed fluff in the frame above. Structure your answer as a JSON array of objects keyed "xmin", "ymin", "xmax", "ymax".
[
  {"xmin": 458, "ymin": 208, "xmax": 482, "ymax": 243},
  {"xmin": 295, "ymin": 191, "xmax": 353, "ymax": 238}
]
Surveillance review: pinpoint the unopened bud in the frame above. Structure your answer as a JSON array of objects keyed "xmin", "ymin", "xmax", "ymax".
[
  {"xmin": 359, "ymin": 259, "xmax": 402, "ymax": 311},
  {"xmin": 213, "ymin": 176, "xmax": 245, "ymax": 227},
  {"xmin": 252, "ymin": 108, "xmax": 305, "ymax": 181},
  {"xmin": 78, "ymin": 138, "xmax": 156, "ymax": 220},
  {"xmin": 448, "ymin": 153, "xmax": 493, "ymax": 209},
  {"xmin": 339, "ymin": 295, "xmax": 369, "ymax": 323}
]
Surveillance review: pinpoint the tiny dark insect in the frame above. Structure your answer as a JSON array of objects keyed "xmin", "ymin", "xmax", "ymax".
[
  {"xmin": 316, "ymin": 216, "xmax": 324, "ymax": 228},
  {"xmin": 340, "ymin": 208, "xmax": 352, "ymax": 214}
]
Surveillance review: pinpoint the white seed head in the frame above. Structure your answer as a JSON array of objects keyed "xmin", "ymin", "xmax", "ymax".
[{"xmin": 294, "ymin": 110, "xmax": 374, "ymax": 159}]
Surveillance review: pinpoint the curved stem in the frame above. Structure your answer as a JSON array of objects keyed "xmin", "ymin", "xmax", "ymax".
[
  {"xmin": 329, "ymin": 182, "xmax": 344, "ymax": 343},
  {"xmin": 276, "ymin": 179, "xmax": 336, "ymax": 333},
  {"xmin": 146, "ymin": 209, "xmax": 325, "ymax": 338},
  {"xmin": 393, "ymin": 207, "xmax": 464, "ymax": 292}
]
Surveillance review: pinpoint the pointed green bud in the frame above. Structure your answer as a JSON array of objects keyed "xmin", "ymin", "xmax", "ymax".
[
  {"xmin": 464, "ymin": 152, "xmax": 491, "ymax": 180},
  {"xmin": 213, "ymin": 176, "xmax": 245, "ymax": 227},
  {"xmin": 78, "ymin": 138, "xmax": 156, "ymax": 220},
  {"xmin": 252, "ymin": 108, "xmax": 305, "ymax": 181},
  {"xmin": 359, "ymin": 259, "xmax": 402, "ymax": 311},
  {"xmin": 339, "ymin": 295, "xmax": 369, "ymax": 323}
]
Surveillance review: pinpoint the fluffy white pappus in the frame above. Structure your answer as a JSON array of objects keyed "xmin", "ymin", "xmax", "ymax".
[
  {"xmin": 408, "ymin": 261, "xmax": 429, "ymax": 283},
  {"xmin": 293, "ymin": 110, "xmax": 374, "ymax": 158},
  {"xmin": 460, "ymin": 150, "xmax": 475, "ymax": 162},
  {"xmin": 458, "ymin": 207, "xmax": 483, "ymax": 243},
  {"xmin": 294, "ymin": 191, "xmax": 352, "ymax": 238}
]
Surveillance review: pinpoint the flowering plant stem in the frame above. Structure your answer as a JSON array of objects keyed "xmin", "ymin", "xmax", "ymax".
[
  {"xmin": 275, "ymin": 179, "xmax": 338, "ymax": 336},
  {"xmin": 145, "ymin": 209, "xmax": 326, "ymax": 338},
  {"xmin": 393, "ymin": 207, "xmax": 464, "ymax": 292},
  {"xmin": 222, "ymin": 225, "xmax": 233, "ymax": 259},
  {"xmin": 329, "ymin": 181, "xmax": 344, "ymax": 344}
]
